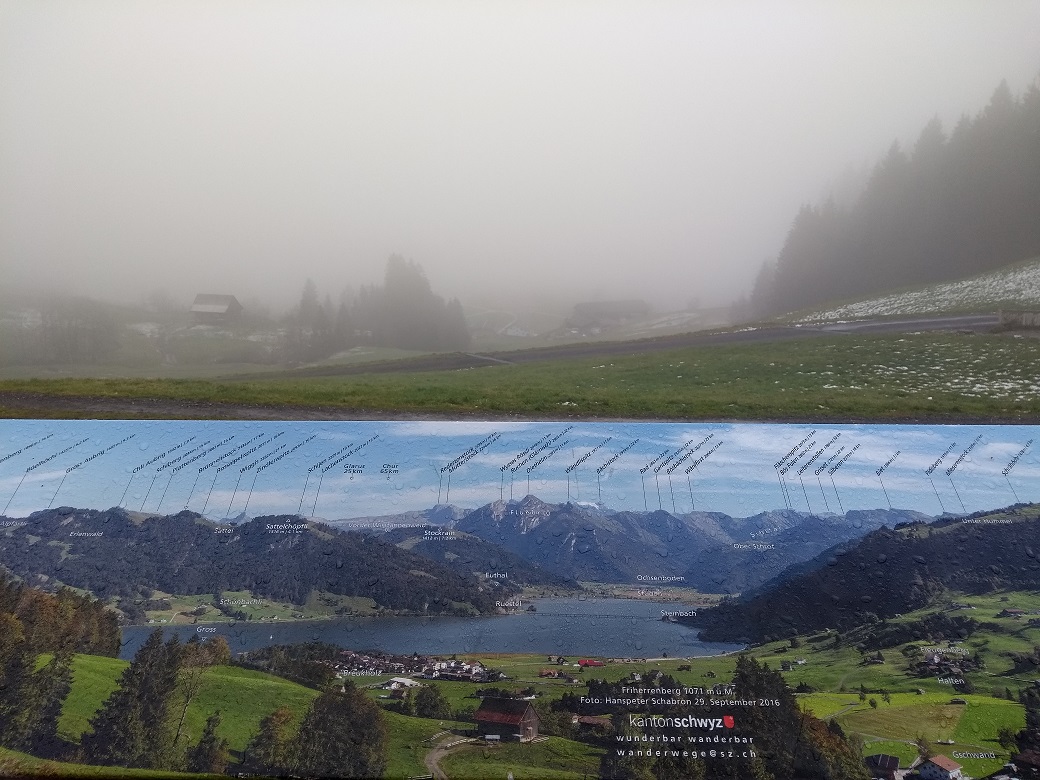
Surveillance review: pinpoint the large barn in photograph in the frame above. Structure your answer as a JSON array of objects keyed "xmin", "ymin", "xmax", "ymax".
[{"xmin": 474, "ymin": 698, "xmax": 540, "ymax": 742}]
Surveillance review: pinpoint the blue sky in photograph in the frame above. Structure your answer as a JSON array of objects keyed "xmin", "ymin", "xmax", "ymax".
[{"xmin": 0, "ymin": 420, "xmax": 1035, "ymax": 520}]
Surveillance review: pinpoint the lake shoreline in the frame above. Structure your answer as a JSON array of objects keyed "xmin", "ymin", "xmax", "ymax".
[
  {"xmin": 131, "ymin": 590, "xmax": 722, "ymax": 627},
  {"xmin": 121, "ymin": 596, "xmax": 738, "ymax": 660}
]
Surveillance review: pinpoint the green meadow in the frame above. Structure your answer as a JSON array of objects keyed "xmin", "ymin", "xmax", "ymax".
[
  {"xmin": 137, "ymin": 589, "xmax": 382, "ymax": 624},
  {"xmin": 57, "ymin": 655, "xmax": 319, "ymax": 752},
  {"xmin": 3, "ymin": 332, "xmax": 1040, "ymax": 420},
  {"xmin": 816, "ymin": 695, "xmax": 1024, "ymax": 778},
  {"xmin": 440, "ymin": 737, "xmax": 602, "ymax": 780},
  {"xmin": 0, "ymin": 747, "xmax": 219, "ymax": 779},
  {"xmin": 44, "ymin": 650, "xmax": 604, "ymax": 779}
]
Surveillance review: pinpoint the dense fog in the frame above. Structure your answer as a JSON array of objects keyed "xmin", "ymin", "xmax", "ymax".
[{"xmin": 2, "ymin": 1, "xmax": 1039, "ymax": 316}]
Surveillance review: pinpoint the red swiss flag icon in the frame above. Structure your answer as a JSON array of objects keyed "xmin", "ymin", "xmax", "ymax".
[{"xmin": 722, "ymin": 715, "xmax": 735, "ymax": 729}]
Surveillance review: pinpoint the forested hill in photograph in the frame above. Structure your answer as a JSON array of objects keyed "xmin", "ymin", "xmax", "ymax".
[
  {"xmin": 752, "ymin": 79, "xmax": 1040, "ymax": 318},
  {"xmin": 377, "ymin": 525, "xmax": 580, "ymax": 590},
  {"xmin": 449, "ymin": 495, "xmax": 929, "ymax": 592},
  {"xmin": 692, "ymin": 504, "xmax": 1040, "ymax": 643},
  {"xmin": 0, "ymin": 508, "xmax": 499, "ymax": 616}
]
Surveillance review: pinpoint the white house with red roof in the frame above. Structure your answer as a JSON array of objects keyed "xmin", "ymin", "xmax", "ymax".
[{"xmin": 918, "ymin": 754, "xmax": 963, "ymax": 780}]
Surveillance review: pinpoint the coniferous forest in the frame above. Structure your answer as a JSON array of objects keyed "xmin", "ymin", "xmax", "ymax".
[
  {"xmin": 0, "ymin": 253, "xmax": 471, "ymax": 369},
  {"xmin": 284, "ymin": 254, "xmax": 471, "ymax": 364},
  {"xmin": 0, "ymin": 573, "xmax": 119, "ymax": 758},
  {"xmin": 0, "ymin": 574, "xmax": 388, "ymax": 778},
  {"xmin": 752, "ymin": 78, "xmax": 1040, "ymax": 317}
]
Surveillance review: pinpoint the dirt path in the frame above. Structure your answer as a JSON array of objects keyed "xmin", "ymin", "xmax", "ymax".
[
  {"xmin": 422, "ymin": 743, "xmax": 448, "ymax": 780},
  {"xmin": 423, "ymin": 739, "xmax": 472, "ymax": 780}
]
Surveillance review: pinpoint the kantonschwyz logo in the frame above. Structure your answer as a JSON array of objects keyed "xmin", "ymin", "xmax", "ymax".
[{"xmin": 627, "ymin": 715, "xmax": 736, "ymax": 730}]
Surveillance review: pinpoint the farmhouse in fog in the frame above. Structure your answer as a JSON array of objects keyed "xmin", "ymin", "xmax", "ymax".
[
  {"xmin": 191, "ymin": 294, "xmax": 243, "ymax": 324},
  {"xmin": 474, "ymin": 698, "xmax": 540, "ymax": 742}
]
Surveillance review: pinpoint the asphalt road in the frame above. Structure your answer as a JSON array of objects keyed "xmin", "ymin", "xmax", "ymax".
[
  {"xmin": 249, "ymin": 313, "xmax": 1001, "ymax": 378},
  {"xmin": 809, "ymin": 314, "xmax": 999, "ymax": 333}
]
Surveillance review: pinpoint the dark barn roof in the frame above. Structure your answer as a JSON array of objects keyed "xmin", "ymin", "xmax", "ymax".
[
  {"xmin": 1015, "ymin": 749, "xmax": 1040, "ymax": 768},
  {"xmin": 475, "ymin": 698, "xmax": 537, "ymax": 726},
  {"xmin": 191, "ymin": 294, "xmax": 242, "ymax": 315},
  {"xmin": 865, "ymin": 754, "xmax": 900, "ymax": 770}
]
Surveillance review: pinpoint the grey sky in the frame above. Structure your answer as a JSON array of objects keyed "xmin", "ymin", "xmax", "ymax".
[{"xmin": 2, "ymin": 1, "xmax": 1039, "ymax": 311}]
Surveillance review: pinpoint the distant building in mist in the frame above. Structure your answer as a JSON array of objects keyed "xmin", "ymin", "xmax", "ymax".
[{"xmin": 190, "ymin": 294, "xmax": 243, "ymax": 325}]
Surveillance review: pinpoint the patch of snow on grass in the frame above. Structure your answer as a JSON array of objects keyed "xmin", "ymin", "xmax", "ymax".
[{"xmin": 795, "ymin": 258, "xmax": 1040, "ymax": 322}]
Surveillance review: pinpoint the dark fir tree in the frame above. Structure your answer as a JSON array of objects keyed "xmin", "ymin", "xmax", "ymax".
[
  {"xmin": 0, "ymin": 642, "xmax": 39, "ymax": 750},
  {"xmin": 292, "ymin": 684, "xmax": 388, "ymax": 780},
  {"xmin": 187, "ymin": 710, "xmax": 230, "ymax": 774},
  {"xmin": 414, "ymin": 683, "xmax": 452, "ymax": 719},
  {"xmin": 80, "ymin": 630, "xmax": 183, "ymax": 770},
  {"xmin": 280, "ymin": 257, "xmax": 469, "ymax": 360},
  {"xmin": 361, "ymin": 254, "xmax": 472, "ymax": 351},
  {"xmin": 9, "ymin": 648, "xmax": 75, "ymax": 758},
  {"xmin": 1018, "ymin": 685, "xmax": 1040, "ymax": 752},
  {"xmin": 241, "ymin": 705, "xmax": 297, "ymax": 776}
]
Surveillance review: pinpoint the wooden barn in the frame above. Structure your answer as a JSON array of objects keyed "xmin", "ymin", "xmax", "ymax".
[
  {"xmin": 863, "ymin": 753, "xmax": 899, "ymax": 780},
  {"xmin": 474, "ymin": 698, "xmax": 540, "ymax": 742},
  {"xmin": 191, "ymin": 294, "xmax": 243, "ymax": 324}
]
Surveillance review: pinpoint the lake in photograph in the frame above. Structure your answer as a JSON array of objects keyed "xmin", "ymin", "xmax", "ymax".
[{"xmin": 120, "ymin": 597, "xmax": 742, "ymax": 660}]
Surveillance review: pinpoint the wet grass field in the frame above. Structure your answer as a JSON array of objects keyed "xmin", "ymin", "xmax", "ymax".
[{"xmin": 1, "ymin": 332, "xmax": 1037, "ymax": 421}]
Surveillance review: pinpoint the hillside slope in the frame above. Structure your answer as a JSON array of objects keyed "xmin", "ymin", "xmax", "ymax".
[
  {"xmin": 692, "ymin": 504, "xmax": 1040, "ymax": 642},
  {"xmin": 0, "ymin": 507, "xmax": 497, "ymax": 615},
  {"xmin": 791, "ymin": 254, "xmax": 1040, "ymax": 322},
  {"xmin": 380, "ymin": 526, "xmax": 579, "ymax": 591}
]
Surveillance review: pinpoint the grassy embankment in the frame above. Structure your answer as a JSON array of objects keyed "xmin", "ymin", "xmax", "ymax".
[
  {"xmin": 0, "ymin": 746, "xmax": 220, "ymax": 779},
  {"xmin": 2, "ymin": 331, "xmax": 1039, "ymax": 420},
  {"xmin": 38, "ymin": 652, "xmax": 462, "ymax": 779},
  {"xmin": 39, "ymin": 652, "xmax": 604, "ymax": 780},
  {"xmin": 57, "ymin": 655, "xmax": 319, "ymax": 753},
  {"xmin": 2, "ymin": 654, "xmax": 318, "ymax": 779},
  {"xmin": 784, "ymin": 254, "xmax": 1040, "ymax": 323},
  {"xmin": 440, "ymin": 737, "xmax": 602, "ymax": 780}
]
